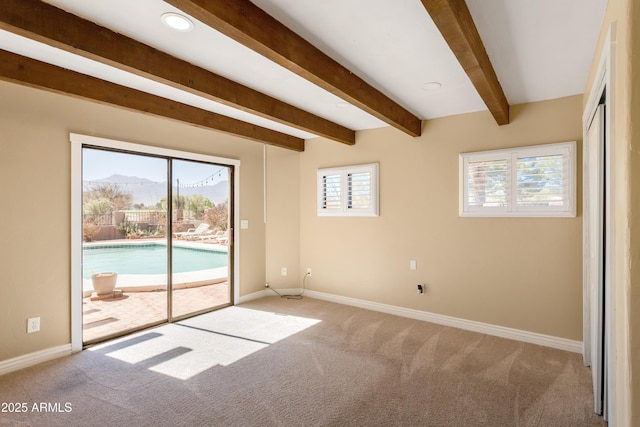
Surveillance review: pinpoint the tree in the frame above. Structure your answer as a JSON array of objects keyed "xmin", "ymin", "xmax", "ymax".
[
  {"xmin": 84, "ymin": 183, "xmax": 132, "ymax": 210},
  {"xmin": 160, "ymin": 195, "xmax": 185, "ymax": 211},
  {"xmin": 82, "ymin": 183, "xmax": 132, "ymax": 242},
  {"xmin": 185, "ymin": 194, "xmax": 214, "ymax": 219},
  {"xmin": 84, "ymin": 197, "xmax": 113, "ymax": 215},
  {"xmin": 161, "ymin": 194, "xmax": 214, "ymax": 219},
  {"xmin": 204, "ymin": 200, "xmax": 229, "ymax": 231}
]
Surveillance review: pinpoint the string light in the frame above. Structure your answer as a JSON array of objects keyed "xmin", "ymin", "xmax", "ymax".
[{"xmin": 175, "ymin": 167, "xmax": 227, "ymax": 189}]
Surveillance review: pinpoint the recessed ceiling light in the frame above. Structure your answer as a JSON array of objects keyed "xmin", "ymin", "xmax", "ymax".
[
  {"xmin": 161, "ymin": 12, "xmax": 194, "ymax": 32},
  {"xmin": 422, "ymin": 82, "xmax": 442, "ymax": 91},
  {"xmin": 336, "ymin": 101, "xmax": 351, "ymax": 109}
]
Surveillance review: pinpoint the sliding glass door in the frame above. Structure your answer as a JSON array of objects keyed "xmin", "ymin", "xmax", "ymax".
[
  {"xmin": 170, "ymin": 159, "xmax": 231, "ymax": 319},
  {"xmin": 81, "ymin": 147, "xmax": 232, "ymax": 345}
]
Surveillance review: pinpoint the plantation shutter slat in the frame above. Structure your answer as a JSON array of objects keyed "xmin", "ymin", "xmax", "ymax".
[
  {"xmin": 321, "ymin": 174, "xmax": 342, "ymax": 210},
  {"xmin": 466, "ymin": 159, "xmax": 509, "ymax": 208},
  {"xmin": 347, "ymin": 171, "xmax": 372, "ymax": 210},
  {"xmin": 516, "ymin": 153, "xmax": 567, "ymax": 207}
]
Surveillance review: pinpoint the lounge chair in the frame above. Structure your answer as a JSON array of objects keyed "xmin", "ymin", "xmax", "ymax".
[
  {"xmin": 172, "ymin": 223, "xmax": 210, "ymax": 239},
  {"xmin": 194, "ymin": 230, "xmax": 227, "ymax": 243},
  {"xmin": 215, "ymin": 230, "xmax": 229, "ymax": 245},
  {"xmin": 190, "ymin": 230, "xmax": 218, "ymax": 242}
]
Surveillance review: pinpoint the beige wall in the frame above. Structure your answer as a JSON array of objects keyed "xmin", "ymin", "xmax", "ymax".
[
  {"xmin": 584, "ymin": 0, "xmax": 639, "ymax": 424},
  {"xmin": 0, "ymin": 81, "xmax": 267, "ymax": 361},
  {"xmin": 265, "ymin": 145, "xmax": 300, "ymax": 288},
  {"xmin": 630, "ymin": 3, "xmax": 640, "ymax": 421},
  {"xmin": 297, "ymin": 96, "xmax": 584, "ymax": 340}
]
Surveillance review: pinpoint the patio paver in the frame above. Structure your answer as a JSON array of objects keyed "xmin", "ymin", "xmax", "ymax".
[{"xmin": 82, "ymin": 283, "xmax": 230, "ymax": 343}]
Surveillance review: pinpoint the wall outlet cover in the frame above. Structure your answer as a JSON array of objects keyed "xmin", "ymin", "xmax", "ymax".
[{"xmin": 27, "ymin": 317, "xmax": 40, "ymax": 333}]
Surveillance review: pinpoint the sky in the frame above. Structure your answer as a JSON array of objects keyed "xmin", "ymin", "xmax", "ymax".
[{"xmin": 82, "ymin": 148, "xmax": 228, "ymax": 187}]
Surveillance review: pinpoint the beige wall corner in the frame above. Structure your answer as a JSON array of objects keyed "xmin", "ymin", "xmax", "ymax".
[
  {"xmin": 300, "ymin": 96, "xmax": 584, "ymax": 341},
  {"xmin": 265, "ymin": 145, "xmax": 301, "ymax": 289}
]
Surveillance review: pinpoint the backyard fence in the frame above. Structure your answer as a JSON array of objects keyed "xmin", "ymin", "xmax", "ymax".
[
  {"xmin": 83, "ymin": 209, "xmax": 202, "ymax": 242},
  {"xmin": 120, "ymin": 210, "xmax": 167, "ymax": 225},
  {"xmin": 83, "ymin": 210, "xmax": 190, "ymax": 225},
  {"xmin": 83, "ymin": 213, "xmax": 113, "ymax": 225}
]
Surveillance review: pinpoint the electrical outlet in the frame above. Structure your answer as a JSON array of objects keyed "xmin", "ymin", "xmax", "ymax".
[
  {"xmin": 281, "ymin": 267, "xmax": 287, "ymax": 276},
  {"xmin": 27, "ymin": 317, "xmax": 40, "ymax": 333},
  {"xmin": 417, "ymin": 284, "xmax": 425, "ymax": 295},
  {"xmin": 410, "ymin": 260, "xmax": 417, "ymax": 270},
  {"xmin": 307, "ymin": 268, "xmax": 312, "ymax": 276}
]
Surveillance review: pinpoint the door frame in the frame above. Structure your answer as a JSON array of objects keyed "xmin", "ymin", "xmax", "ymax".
[
  {"xmin": 70, "ymin": 133, "xmax": 241, "ymax": 352},
  {"xmin": 582, "ymin": 24, "xmax": 615, "ymax": 421}
]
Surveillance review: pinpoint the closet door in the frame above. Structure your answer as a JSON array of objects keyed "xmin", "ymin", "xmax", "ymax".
[{"xmin": 585, "ymin": 104, "xmax": 606, "ymax": 417}]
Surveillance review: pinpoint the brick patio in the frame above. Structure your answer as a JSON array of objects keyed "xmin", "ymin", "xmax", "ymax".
[{"xmin": 82, "ymin": 283, "xmax": 230, "ymax": 343}]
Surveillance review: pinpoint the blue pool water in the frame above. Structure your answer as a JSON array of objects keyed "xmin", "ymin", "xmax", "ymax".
[{"xmin": 82, "ymin": 244, "xmax": 227, "ymax": 278}]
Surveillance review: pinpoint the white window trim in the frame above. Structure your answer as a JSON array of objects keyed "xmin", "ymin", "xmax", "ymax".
[
  {"xmin": 317, "ymin": 163, "xmax": 379, "ymax": 217},
  {"xmin": 459, "ymin": 142, "xmax": 576, "ymax": 217}
]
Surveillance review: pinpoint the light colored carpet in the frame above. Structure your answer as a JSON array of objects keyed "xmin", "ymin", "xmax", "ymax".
[{"xmin": 0, "ymin": 297, "xmax": 605, "ymax": 426}]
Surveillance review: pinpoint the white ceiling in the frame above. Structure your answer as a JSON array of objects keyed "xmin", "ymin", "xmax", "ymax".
[{"xmin": 0, "ymin": 0, "xmax": 607, "ymax": 140}]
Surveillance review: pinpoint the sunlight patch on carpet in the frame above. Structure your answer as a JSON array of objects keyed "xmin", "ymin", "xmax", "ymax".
[{"xmin": 88, "ymin": 306, "xmax": 321, "ymax": 380}]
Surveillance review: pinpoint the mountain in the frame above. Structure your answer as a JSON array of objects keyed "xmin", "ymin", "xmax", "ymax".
[
  {"xmin": 92, "ymin": 174, "xmax": 156, "ymax": 184},
  {"xmin": 84, "ymin": 175, "xmax": 229, "ymax": 207}
]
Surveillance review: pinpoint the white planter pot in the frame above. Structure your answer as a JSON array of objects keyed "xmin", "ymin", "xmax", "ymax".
[{"xmin": 91, "ymin": 272, "xmax": 118, "ymax": 295}]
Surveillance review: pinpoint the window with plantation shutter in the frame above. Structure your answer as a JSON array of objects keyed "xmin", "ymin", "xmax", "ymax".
[
  {"xmin": 460, "ymin": 142, "xmax": 575, "ymax": 217},
  {"xmin": 317, "ymin": 163, "xmax": 379, "ymax": 216}
]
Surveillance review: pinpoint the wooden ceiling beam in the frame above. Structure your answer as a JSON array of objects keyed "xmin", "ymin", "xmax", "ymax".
[
  {"xmin": 0, "ymin": 0, "xmax": 350, "ymax": 145},
  {"xmin": 420, "ymin": 0, "xmax": 510, "ymax": 125},
  {"xmin": 0, "ymin": 50, "xmax": 304, "ymax": 151},
  {"xmin": 165, "ymin": 0, "xmax": 423, "ymax": 137}
]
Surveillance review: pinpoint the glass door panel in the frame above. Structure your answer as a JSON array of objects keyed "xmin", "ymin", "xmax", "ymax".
[
  {"xmin": 170, "ymin": 160, "xmax": 231, "ymax": 319},
  {"xmin": 81, "ymin": 148, "xmax": 168, "ymax": 344}
]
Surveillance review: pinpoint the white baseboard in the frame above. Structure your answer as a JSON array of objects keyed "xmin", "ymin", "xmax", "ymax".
[
  {"xmin": 0, "ymin": 344, "xmax": 72, "ymax": 377},
  {"xmin": 0, "ymin": 290, "xmax": 581, "ymax": 378},
  {"xmin": 238, "ymin": 287, "xmax": 306, "ymax": 304},
  {"xmin": 303, "ymin": 290, "xmax": 583, "ymax": 353},
  {"xmin": 237, "ymin": 289, "xmax": 268, "ymax": 304},
  {"xmin": 264, "ymin": 287, "xmax": 305, "ymax": 297}
]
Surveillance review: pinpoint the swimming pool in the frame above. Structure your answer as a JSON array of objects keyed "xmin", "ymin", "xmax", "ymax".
[{"xmin": 82, "ymin": 243, "xmax": 227, "ymax": 279}]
